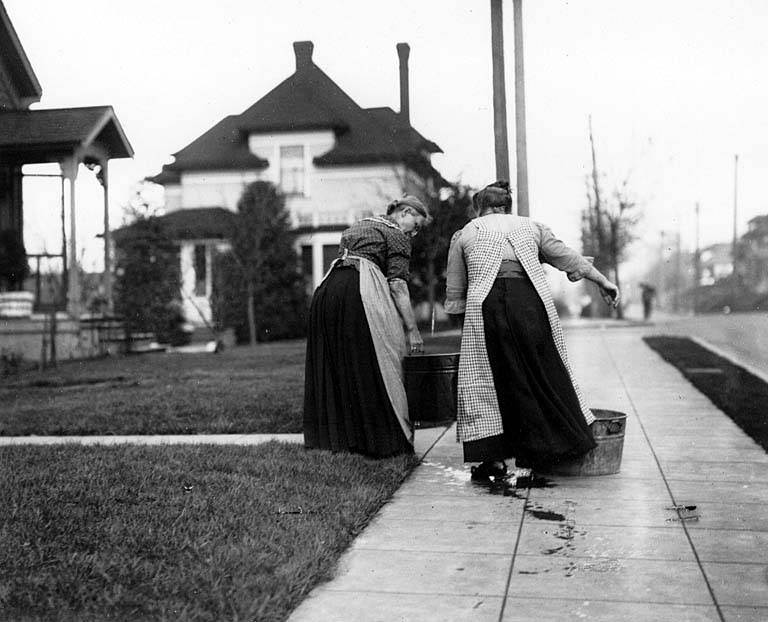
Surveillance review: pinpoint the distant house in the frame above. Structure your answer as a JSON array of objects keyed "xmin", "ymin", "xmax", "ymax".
[
  {"xmin": 737, "ymin": 214, "xmax": 768, "ymax": 294},
  {"xmin": 699, "ymin": 243, "xmax": 733, "ymax": 286},
  {"xmin": 145, "ymin": 40, "xmax": 444, "ymax": 325}
]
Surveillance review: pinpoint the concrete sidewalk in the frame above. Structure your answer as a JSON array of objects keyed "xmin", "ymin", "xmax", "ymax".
[{"xmin": 289, "ymin": 326, "xmax": 768, "ymax": 622}]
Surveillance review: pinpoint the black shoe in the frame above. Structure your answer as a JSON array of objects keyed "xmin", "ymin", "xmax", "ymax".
[{"xmin": 471, "ymin": 460, "xmax": 508, "ymax": 481}]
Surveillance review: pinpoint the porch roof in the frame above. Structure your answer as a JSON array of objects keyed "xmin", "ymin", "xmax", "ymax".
[
  {"xmin": 0, "ymin": 106, "xmax": 134, "ymax": 163},
  {"xmin": 113, "ymin": 207, "xmax": 237, "ymax": 243}
]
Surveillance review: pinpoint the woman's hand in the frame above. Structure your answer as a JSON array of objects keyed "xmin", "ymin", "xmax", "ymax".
[
  {"xmin": 599, "ymin": 281, "xmax": 620, "ymax": 307},
  {"xmin": 407, "ymin": 326, "xmax": 424, "ymax": 354}
]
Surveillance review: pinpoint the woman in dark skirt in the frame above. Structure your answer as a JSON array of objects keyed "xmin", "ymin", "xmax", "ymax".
[
  {"xmin": 304, "ymin": 196, "xmax": 429, "ymax": 458},
  {"xmin": 445, "ymin": 182, "xmax": 620, "ymax": 478}
]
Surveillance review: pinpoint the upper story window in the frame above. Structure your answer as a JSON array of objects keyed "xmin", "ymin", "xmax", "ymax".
[{"xmin": 280, "ymin": 145, "xmax": 305, "ymax": 196}]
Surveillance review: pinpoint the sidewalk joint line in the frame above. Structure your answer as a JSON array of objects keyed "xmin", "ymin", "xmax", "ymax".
[
  {"xmin": 417, "ymin": 425, "xmax": 453, "ymax": 462},
  {"xmin": 497, "ymin": 484, "xmax": 530, "ymax": 622},
  {"xmin": 601, "ymin": 332, "xmax": 726, "ymax": 622}
]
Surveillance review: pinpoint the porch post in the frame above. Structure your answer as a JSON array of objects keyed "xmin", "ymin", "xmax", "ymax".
[
  {"xmin": 99, "ymin": 159, "xmax": 113, "ymax": 312},
  {"xmin": 312, "ymin": 240, "xmax": 323, "ymax": 289},
  {"xmin": 61, "ymin": 156, "xmax": 80, "ymax": 317}
]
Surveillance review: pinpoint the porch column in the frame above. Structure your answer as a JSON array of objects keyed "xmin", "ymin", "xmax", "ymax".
[
  {"xmin": 61, "ymin": 156, "xmax": 80, "ymax": 317},
  {"xmin": 312, "ymin": 239, "xmax": 323, "ymax": 289},
  {"xmin": 99, "ymin": 159, "xmax": 113, "ymax": 312}
]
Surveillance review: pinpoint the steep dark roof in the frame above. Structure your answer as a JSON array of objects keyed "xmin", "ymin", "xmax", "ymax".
[
  {"xmin": 0, "ymin": 106, "xmax": 133, "ymax": 160},
  {"xmin": 149, "ymin": 43, "xmax": 443, "ymax": 184},
  {"xmin": 0, "ymin": 1, "xmax": 42, "ymax": 107},
  {"xmin": 113, "ymin": 207, "xmax": 236, "ymax": 243},
  {"xmin": 147, "ymin": 115, "xmax": 268, "ymax": 184}
]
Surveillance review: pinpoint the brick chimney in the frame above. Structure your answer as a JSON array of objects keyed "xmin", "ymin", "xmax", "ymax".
[
  {"xmin": 396, "ymin": 42, "xmax": 410, "ymax": 125},
  {"xmin": 294, "ymin": 41, "xmax": 314, "ymax": 71}
]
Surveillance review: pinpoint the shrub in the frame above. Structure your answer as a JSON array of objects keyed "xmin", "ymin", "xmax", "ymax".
[
  {"xmin": 114, "ymin": 216, "xmax": 181, "ymax": 338},
  {"xmin": 0, "ymin": 229, "xmax": 29, "ymax": 291}
]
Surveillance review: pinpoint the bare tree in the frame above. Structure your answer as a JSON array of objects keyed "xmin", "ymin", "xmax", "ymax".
[{"xmin": 582, "ymin": 117, "xmax": 641, "ymax": 318}]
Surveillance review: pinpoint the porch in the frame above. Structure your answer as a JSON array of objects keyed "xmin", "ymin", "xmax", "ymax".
[{"xmin": 0, "ymin": 106, "xmax": 133, "ymax": 363}]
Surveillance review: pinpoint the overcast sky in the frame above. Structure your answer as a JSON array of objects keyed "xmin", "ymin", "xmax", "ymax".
[{"xmin": 7, "ymin": 0, "xmax": 768, "ymax": 277}]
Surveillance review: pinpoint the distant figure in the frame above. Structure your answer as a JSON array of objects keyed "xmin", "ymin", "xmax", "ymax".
[{"xmin": 640, "ymin": 283, "xmax": 657, "ymax": 321}]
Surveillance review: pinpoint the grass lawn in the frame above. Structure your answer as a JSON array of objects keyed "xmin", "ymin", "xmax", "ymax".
[
  {"xmin": 0, "ymin": 341, "xmax": 306, "ymax": 436},
  {"xmin": 0, "ymin": 442, "xmax": 418, "ymax": 621}
]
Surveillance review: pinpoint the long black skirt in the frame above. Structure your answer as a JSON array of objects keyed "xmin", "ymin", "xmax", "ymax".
[
  {"xmin": 463, "ymin": 277, "xmax": 596, "ymax": 467},
  {"xmin": 303, "ymin": 266, "xmax": 413, "ymax": 458}
]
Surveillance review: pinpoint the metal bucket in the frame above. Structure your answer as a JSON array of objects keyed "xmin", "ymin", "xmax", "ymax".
[
  {"xmin": 545, "ymin": 409, "xmax": 627, "ymax": 476},
  {"xmin": 403, "ymin": 352, "xmax": 459, "ymax": 428}
]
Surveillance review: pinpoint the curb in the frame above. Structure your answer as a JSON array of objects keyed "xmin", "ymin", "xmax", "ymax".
[{"xmin": 688, "ymin": 335, "xmax": 768, "ymax": 386}]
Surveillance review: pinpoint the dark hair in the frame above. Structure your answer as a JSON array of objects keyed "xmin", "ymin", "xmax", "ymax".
[
  {"xmin": 473, "ymin": 180, "xmax": 512, "ymax": 215},
  {"xmin": 386, "ymin": 195, "xmax": 429, "ymax": 219}
]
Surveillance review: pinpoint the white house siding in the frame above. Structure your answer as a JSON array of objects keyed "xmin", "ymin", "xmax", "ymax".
[
  {"xmin": 248, "ymin": 130, "xmax": 335, "ymax": 193},
  {"xmin": 163, "ymin": 184, "xmax": 182, "ymax": 211},
  {"xmin": 294, "ymin": 230, "xmax": 347, "ymax": 290},
  {"xmin": 179, "ymin": 170, "xmax": 264, "ymax": 211},
  {"xmin": 179, "ymin": 240, "xmax": 231, "ymax": 326}
]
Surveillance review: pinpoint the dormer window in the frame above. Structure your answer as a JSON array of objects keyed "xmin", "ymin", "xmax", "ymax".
[{"xmin": 280, "ymin": 145, "xmax": 305, "ymax": 196}]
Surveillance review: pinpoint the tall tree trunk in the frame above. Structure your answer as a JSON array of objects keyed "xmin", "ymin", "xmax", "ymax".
[
  {"xmin": 610, "ymin": 219, "xmax": 623, "ymax": 319},
  {"xmin": 246, "ymin": 280, "xmax": 257, "ymax": 346},
  {"xmin": 588, "ymin": 116, "xmax": 610, "ymax": 318},
  {"xmin": 589, "ymin": 116, "xmax": 605, "ymax": 269}
]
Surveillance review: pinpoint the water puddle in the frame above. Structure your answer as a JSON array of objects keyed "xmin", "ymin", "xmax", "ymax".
[
  {"xmin": 527, "ymin": 509, "xmax": 565, "ymax": 522},
  {"xmin": 665, "ymin": 504, "xmax": 700, "ymax": 522}
]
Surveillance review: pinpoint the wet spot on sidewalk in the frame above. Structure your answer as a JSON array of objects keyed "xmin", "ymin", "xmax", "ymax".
[{"xmin": 527, "ymin": 509, "xmax": 566, "ymax": 521}]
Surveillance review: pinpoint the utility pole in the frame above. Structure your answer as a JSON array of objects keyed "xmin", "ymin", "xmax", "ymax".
[
  {"xmin": 693, "ymin": 202, "xmax": 701, "ymax": 315},
  {"xmin": 490, "ymin": 0, "xmax": 510, "ymax": 187},
  {"xmin": 658, "ymin": 230, "xmax": 666, "ymax": 311},
  {"xmin": 513, "ymin": 0, "xmax": 529, "ymax": 216},
  {"xmin": 673, "ymin": 226, "xmax": 682, "ymax": 313},
  {"xmin": 731, "ymin": 154, "xmax": 739, "ymax": 306}
]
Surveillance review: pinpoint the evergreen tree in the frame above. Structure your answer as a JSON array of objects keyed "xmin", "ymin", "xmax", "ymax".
[
  {"xmin": 114, "ymin": 216, "xmax": 181, "ymax": 338},
  {"xmin": 212, "ymin": 181, "xmax": 308, "ymax": 344},
  {"xmin": 410, "ymin": 183, "xmax": 473, "ymax": 310}
]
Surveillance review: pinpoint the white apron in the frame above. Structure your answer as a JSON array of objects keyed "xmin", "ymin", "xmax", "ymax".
[
  {"xmin": 321, "ymin": 248, "xmax": 413, "ymax": 445},
  {"xmin": 457, "ymin": 217, "xmax": 594, "ymax": 443}
]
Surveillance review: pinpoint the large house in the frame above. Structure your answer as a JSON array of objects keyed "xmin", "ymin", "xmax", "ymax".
[{"xmin": 147, "ymin": 40, "xmax": 444, "ymax": 324}]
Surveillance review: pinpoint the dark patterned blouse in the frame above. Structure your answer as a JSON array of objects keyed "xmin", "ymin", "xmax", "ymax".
[{"xmin": 338, "ymin": 215, "xmax": 411, "ymax": 281}]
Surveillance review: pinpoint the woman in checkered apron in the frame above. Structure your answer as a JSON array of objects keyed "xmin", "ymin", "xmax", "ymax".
[
  {"xmin": 445, "ymin": 182, "xmax": 620, "ymax": 479},
  {"xmin": 304, "ymin": 196, "xmax": 429, "ymax": 458}
]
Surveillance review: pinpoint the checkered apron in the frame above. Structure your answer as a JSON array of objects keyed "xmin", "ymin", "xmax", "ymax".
[{"xmin": 457, "ymin": 218, "xmax": 594, "ymax": 443}]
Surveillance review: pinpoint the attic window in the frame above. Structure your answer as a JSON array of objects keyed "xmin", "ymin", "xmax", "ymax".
[{"xmin": 280, "ymin": 145, "xmax": 305, "ymax": 196}]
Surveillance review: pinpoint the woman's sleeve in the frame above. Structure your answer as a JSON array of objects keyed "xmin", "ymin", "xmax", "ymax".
[
  {"xmin": 445, "ymin": 229, "xmax": 468, "ymax": 314},
  {"xmin": 536, "ymin": 222, "xmax": 594, "ymax": 282},
  {"xmin": 385, "ymin": 228, "xmax": 411, "ymax": 281}
]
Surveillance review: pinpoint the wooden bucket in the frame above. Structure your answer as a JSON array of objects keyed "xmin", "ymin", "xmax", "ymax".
[
  {"xmin": 403, "ymin": 352, "xmax": 459, "ymax": 428},
  {"xmin": 545, "ymin": 409, "xmax": 627, "ymax": 476}
]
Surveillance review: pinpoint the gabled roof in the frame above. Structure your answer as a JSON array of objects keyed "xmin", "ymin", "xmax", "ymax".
[
  {"xmin": 0, "ymin": 1, "xmax": 42, "ymax": 108},
  {"xmin": 149, "ymin": 41, "xmax": 443, "ymax": 185},
  {"xmin": 0, "ymin": 106, "xmax": 134, "ymax": 162},
  {"xmin": 113, "ymin": 207, "xmax": 236, "ymax": 243}
]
